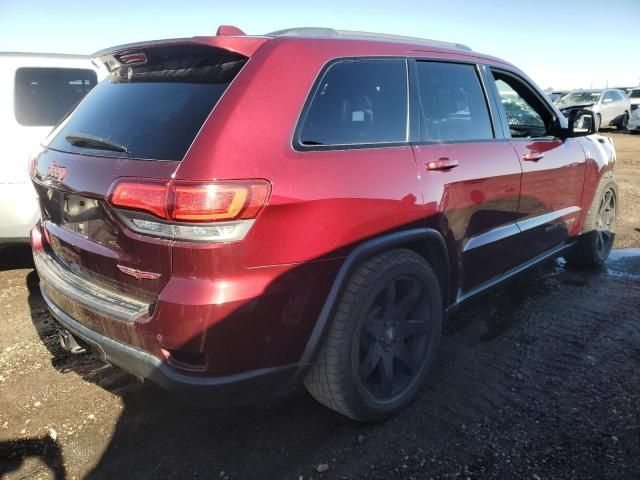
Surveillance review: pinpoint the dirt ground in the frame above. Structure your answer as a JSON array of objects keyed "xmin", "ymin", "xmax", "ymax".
[
  {"xmin": 1, "ymin": 132, "xmax": 639, "ymax": 480},
  {"xmin": 609, "ymin": 132, "xmax": 640, "ymax": 248}
]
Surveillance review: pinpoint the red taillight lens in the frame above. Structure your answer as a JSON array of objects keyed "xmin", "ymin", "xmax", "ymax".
[
  {"xmin": 170, "ymin": 182, "xmax": 270, "ymax": 222},
  {"xmin": 171, "ymin": 184, "xmax": 248, "ymax": 221},
  {"xmin": 109, "ymin": 179, "xmax": 270, "ymax": 222},
  {"xmin": 111, "ymin": 181, "xmax": 168, "ymax": 218}
]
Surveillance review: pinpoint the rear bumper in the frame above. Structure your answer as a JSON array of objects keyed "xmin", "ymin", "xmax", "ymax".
[
  {"xmin": 31, "ymin": 224, "xmax": 304, "ymax": 404},
  {"xmin": 42, "ymin": 290, "xmax": 300, "ymax": 404},
  {"xmin": 0, "ymin": 182, "xmax": 39, "ymax": 243}
]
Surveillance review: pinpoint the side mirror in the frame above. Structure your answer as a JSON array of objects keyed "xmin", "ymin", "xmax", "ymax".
[{"xmin": 558, "ymin": 109, "xmax": 596, "ymax": 139}]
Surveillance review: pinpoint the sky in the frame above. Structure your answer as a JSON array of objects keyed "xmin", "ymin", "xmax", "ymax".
[{"xmin": 1, "ymin": 0, "xmax": 639, "ymax": 90}]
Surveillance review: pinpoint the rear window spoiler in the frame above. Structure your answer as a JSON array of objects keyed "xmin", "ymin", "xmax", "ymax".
[{"xmin": 92, "ymin": 36, "xmax": 268, "ymax": 71}]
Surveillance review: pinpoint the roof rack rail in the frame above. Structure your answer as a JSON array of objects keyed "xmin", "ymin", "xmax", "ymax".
[{"xmin": 267, "ymin": 27, "xmax": 472, "ymax": 51}]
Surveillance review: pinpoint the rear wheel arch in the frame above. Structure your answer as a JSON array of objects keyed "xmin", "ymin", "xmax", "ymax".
[
  {"xmin": 399, "ymin": 237, "xmax": 450, "ymax": 309},
  {"xmin": 298, "ymin": 228, "xmax": 450, "ymax": 367}
]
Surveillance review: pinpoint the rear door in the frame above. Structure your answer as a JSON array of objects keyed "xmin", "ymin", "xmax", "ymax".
[
  {"xmin": 410, "ymin": 59, "xmax": 523, "ymax": 297},
  {"xmin": 33, "ymin": 44, "xmax": 248, "ymax": 304},
  {"xmin": 488, "ymin": 68, "xmax": 586, "ymax": 261}
]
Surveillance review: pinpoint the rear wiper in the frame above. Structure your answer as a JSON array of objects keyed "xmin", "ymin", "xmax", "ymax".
[{"xmin": 65, "ymin": 133, "xmax": 129, "ymax": 154}]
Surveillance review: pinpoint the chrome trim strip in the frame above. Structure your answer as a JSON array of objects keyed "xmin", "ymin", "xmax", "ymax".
[
  {"xmin": 34, "ymin": 250, "xmax": 149, "ymax": 323},
  {"xmin": 463, "ymin": 206, "xmax": 581, "ymax": 252},
  {"xmin": 517, "ymin": 206, "xmax": 580, "ymax": 233},
  {"xmin": 463, "ymin": 222, "xmax": 519, "ymax": 252}
]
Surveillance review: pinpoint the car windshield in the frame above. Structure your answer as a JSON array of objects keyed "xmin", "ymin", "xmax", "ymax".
[{"xmin": 557, "ymin": 92, "xmax": 601, "ymax": 106}]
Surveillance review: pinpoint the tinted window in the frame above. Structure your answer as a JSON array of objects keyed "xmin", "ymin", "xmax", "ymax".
[
  {"xmin": 602, "ymin": 91, "xmax": 615, "ymax": 102},
  {"xmin": 492, "ymin": 71, "xmax": 552, "ymax": 138},
  {"xmin": 14, "ymin": 68, "xmax": 97, "ymax": 127},
  {"xmin": 416, "ymin": 62, "xmax": 493, "ymax": 142},
  {"xmin": 630, "ymin": 90, "xmax": 640, "ymax": 99},
  {"xmin": 47, "ymin": 45, "xmax": 246, "ymax": 161},
  {"xmin": 298, "ymin": 59, "xmax": 407, "ymax": 146}
]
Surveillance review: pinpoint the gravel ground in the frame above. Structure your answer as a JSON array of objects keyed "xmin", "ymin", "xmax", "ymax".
[{"xmin": 1, "ymin": 131, "xmax": 639, "ymax": 480}]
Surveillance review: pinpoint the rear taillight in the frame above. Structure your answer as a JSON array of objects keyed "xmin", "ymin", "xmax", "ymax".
[
  {"xmin": 112, "ymin": 182, "xmax": 168, "ymax": 218},
  {"xmin": 109, "ymin": 179, "xmax": 271, "ymax": 242}
]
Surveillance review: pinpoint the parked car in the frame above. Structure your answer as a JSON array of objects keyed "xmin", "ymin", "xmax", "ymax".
[
  {"xmin": 627, "ymin": 87, "xmax": 640, "ymax": 113},
  {"xmin": 0, "ymin": 53, "xmax": 104, "ymax": 245},
  {"xmin": 628, "ymin": 107, "xmax": 640, "ymax": 133},
  {"xmin": 30, "ymin": 26, "xmax": 618, "ymax": 422},
  {"xmin": 557, "ymin": 89, "xmax": 630, "ymax": 131},
  {"xmin": 547, "ymin": 90, "xmax": 568, "ymax": 103}
]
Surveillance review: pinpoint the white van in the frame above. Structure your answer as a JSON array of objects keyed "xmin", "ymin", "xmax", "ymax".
[{"xmin": 0, "ymin": 53, "xmax": 105, "ymax": 245}]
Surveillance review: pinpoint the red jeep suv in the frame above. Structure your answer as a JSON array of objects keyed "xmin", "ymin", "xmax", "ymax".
[{"xmin": 30, "ymin": 26, "xmax": 618, "ymax": 421}]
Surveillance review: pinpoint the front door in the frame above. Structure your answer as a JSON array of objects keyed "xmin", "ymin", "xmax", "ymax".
[{"xmin": 489, "ymin": 69, "xmax": 586, "ymax": 262}]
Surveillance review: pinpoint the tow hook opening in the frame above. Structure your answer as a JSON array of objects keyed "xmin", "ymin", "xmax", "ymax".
[
  {"xmin": 58, "ymin": 329, "xmax": 88, "ymax": 355},
  {"xmin": 161, "ymin": 348, "xmax": 208, "ymax": 372}
]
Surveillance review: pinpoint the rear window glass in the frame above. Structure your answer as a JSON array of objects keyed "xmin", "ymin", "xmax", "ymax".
[
  {"xmin": 297, "ymin": 59, "xmax": 408, "ymax": 147},
  {"xmin": 14, "ymin": 67, "xmax": 97, "ymax": 127},
  {"xmin": 46, "ymin": 45, "xmax": 247, "ymax": 161}
]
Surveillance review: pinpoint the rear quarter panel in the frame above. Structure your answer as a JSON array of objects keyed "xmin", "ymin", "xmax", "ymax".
[{"xmin": 176, "ymin": 38, "xmax": 427, "ymax": 267}]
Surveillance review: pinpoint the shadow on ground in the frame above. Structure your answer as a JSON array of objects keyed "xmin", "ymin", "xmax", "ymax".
[
  {"xmin": 0, "ymin": 245, "xmax": 34, "ymax": 271},
  {"xmin": 7, "ymin": 248, "xmax": 640, "ymax": 479}
]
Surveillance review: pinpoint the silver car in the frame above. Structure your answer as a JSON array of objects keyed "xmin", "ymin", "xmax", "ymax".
[
  {"xmin": 557, "ymin": 89, "xmax": 631, "ymax": 131},
  {"xmin": 627, "ymin": 87, "xmax": 640, "ymax": 113}
]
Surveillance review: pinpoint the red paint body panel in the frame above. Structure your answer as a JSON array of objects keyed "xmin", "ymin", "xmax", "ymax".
[{"xmin": 30, "ymin": 33, "xmax": 616, "ymax": 388}]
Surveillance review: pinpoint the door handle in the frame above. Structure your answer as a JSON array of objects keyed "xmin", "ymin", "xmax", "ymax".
[
  {"xmin": 426, "ymin": 158, "xmax": 459, "ymax": 171},
  {"xmin": 522, "ymin": 151, "xmax": 544, "ymax": 162}
]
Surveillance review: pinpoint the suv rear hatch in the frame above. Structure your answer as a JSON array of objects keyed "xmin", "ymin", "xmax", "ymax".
[{"xmin": 33, "ymin": 42, "xmax": 249, "ymax": 308}]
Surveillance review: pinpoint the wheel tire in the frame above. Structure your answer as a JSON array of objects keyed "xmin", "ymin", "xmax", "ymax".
[
  {"xmin": 304, "ymin": 249, "xmax": 442, "ymax": 422},
  {"xmin": 617, "ymin": 112, "xmax": 629, "ymax": 130},
  {"xmin": 565, "ymin": 175, "xmax": 618, "ymax": 268}
]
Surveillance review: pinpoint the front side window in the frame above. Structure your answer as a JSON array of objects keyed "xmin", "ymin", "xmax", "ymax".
[
  {"xmin": 415, "ymin": 61, "xmax": 493, "ymax": 142},
  {"xmin": 297, "ymin": 59, "xmax": 408, "ymax": 147},
  {"xmin": 630, "ymin": 89, "xmax": 640, "ymax": 99},
  {"xmin": 492, "ymin": 71, "xmax": 553, "ymax": 138},
  {"xmin": 14, "ymin": 67, "xmax": 97, "ymax": 127}
]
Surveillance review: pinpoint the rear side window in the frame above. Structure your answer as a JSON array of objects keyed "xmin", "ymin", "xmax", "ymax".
[
  {"xmin": 415, "ymin": 62, "xmax": 493, "ymax": 142},
  {"xmin": 14, "ymin": 68, "xmax": 97, "ymax": 127},
  {"xmin": 297, "ymin": 59, "xmax": 408, "ymax": 147},
  {"xmin": 46, "ymin": 45, "xmax": 247, "ymax": 161}
]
